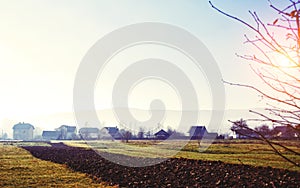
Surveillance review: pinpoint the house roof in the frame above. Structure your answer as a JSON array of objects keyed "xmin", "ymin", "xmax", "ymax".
[
  {"xmin": 79, "ymin": 127, "xmax": 99, "ymax": 133},
  {"xmin": 57, "ymin": 125, "xmax": 76, "ymax": 132},
  {"xmin": 42, "ymin": 131, "xmax": 60, "ymax": 137},
  {"xmin": 274, "ymin": 126, "xmax": 288, "ymax": 132},
  {"xmin": 154, "ymin": 129, "xmax": 169, "ymax": 136},
  {"xmin": 13, "ymin": 122, "xmax": 34, "ymax": 130},
  {"xmin": 273, "ymin": 126, "xmax": 297, "ymax": 137},
  {"xmin": 188, "ymin": 126, "xmax": 207, "ymax": 133}
]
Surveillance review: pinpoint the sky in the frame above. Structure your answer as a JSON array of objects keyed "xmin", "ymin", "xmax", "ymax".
[{"xmin": 0, "ymin": 0, "xmax": 288, "ymax": 136}]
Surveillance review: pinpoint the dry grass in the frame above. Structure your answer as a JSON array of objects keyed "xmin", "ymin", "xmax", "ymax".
[{"xmin": 0, "ymin": 144, "xmax": 116, "ymax": 187}]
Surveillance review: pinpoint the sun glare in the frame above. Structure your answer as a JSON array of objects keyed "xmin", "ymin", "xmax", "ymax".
[{"xmin": 274, "ymin": 54, "xmax": 294, "ymax": 68}]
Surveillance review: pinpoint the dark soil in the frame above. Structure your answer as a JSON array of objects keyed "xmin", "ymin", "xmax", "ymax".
[{"xmin": 22, "ymin": 143, "xmax": 300, "ymax": 188}]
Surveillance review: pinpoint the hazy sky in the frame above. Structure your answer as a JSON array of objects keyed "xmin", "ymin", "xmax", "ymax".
[{"xmin": 0, "ymin": 0, "xmax": 287, "ymax": 134}]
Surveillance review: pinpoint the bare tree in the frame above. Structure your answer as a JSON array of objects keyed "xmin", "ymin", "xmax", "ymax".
[
  {"xmin": 167, "ymin": 127, "xmax": 185, "ymax": 139},
  {"xmin": 209, "ymin": 0, "xmax": 300, "ymax": 167},
  {"xmin": 255, "ymin": 124, "xmax": 271, "ymax": 137},
  {"xmin": 137, "ymin": 127, "xmax": 144, "ymax": 139},
  {"xmin": 230, "ymin": 119, "xmax": 255, "ymax": 139},
  {"xmin": 119, "ymin": 129, "xmax": 132, "ymax": 143}
]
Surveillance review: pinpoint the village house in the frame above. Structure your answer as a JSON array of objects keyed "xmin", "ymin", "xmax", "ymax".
[
  {"xmin": 273, "ymin": 125, "xmax": 298, "ymax": 139},
  {"xmin": 154, "ymin": 129, "xmax": 170, "ymax": 140},
  {"xmin": 100, "ymin": 127, "xmax": 121, "ymax": 139},
  {"xmin": 13, "ymin": 122, "xmax": 35, "ymax": 140},
  {"xmin": 42, "ymin": 131, "xmax": 60, "ymax": 140},
  {"xmin": 188, "ymin": 126, "xmax": 218, "ymax": 140},
  {"xmin": 234, "ymin": 129, "xmax": 259, "ymax": 139},
  {"xmin": 55, "ymin": 125, "xmax": 77, "ymax": 140},
  {"xmin": 79, "ymin": 127, "xmax": 100, "ymax": 140},
  {"xmin": 188, "ymin": 126, "xmax": 207, "ymax": 139}
]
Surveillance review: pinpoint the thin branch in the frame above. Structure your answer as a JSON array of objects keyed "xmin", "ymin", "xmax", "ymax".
[
  {"xmin": 223, "ymin": 80, "xmax": 300, "ymax": 109},
  {"xmin": 229, "ymin": 120, "xmax": 300, "ymax": 167}
]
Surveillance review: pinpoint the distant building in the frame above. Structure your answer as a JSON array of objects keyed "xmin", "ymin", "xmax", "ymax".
[
  {"xmin": 188, "ymin": 126, "xmax": 218, "ymax": 140},
  {"xmin": 100, "ymin": 127, "xmax": 121, "ymax": 139},
  {"xmin": 206, "ymin": 132, "xmax": 218, "ymax": 139},
  {"xmin": 273, "ymin": 126, "xmax": 297, "ymax": 139},
  {"xmin": 234, "ymin": 129, "xmax": 259, "ymax": 139},
  {"xmin": 55, "ymin": 125, "xmax": 77, "ymax": 140},
  {"xmin": 189, "ymin": 126, "xmax": 207, "ymax": 139},
  {"xmin": 13, "ymin": 122, "xmax": 34, "ymax": 140},
  {"xmin": 79, "ymin": 127, "xmax": 100, "ymax": 140},
  {"xmin": 154, "ymin": 129, "xmax": 170, "ymax": 140},
  {"xmin": 42, "ymin": 131, "xmax": 60, "ymax": 140}
]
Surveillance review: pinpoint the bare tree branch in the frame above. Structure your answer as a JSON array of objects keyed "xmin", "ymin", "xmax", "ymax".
[
  {"xmin": 229, "ymin": 120, "xmax": 299, "ymax": 167},
  {"xmin": 210, "ymin": 0, "xmax": 300, "ymax": 167}
]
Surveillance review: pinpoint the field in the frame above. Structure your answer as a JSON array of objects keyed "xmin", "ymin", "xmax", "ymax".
[
  {"xmin": 0, "ymin": 143, "xmax": 115, "ymax": 187},
  {"xmin": 23, "ymin": 141, "xmax": 300, "ymax": 187},
  {"xmin": 65, "ymin": 139, "xmax": 300, "ymax": 172},
  {"xmin": 1, "ymin": 140, "xmax": 299, "ymax": 187}
]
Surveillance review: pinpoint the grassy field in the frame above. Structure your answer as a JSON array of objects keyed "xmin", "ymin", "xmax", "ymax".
[
  {"xmin": 65, "ymin": 139, "xmax": 300, "ymax": 172},
  {"xmin": 0, "ymin": 143, "xmax": 115, "ymax": 187},
  {"xmin": 1, "ymin": 140, "xmax": 299, "ymax": 187}
]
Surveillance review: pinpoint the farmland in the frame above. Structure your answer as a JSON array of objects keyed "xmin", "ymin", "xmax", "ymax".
[
  {"xmin": 23, "ymin": 141, "xmax": 300, "ymax": 187},
  {"xmin": 1, "ymin": 140, "xmax": 300, "ymax": 187},
  {"xmin": 65, "ymin": 139, "xmax": 300, "ymax": 172}
]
